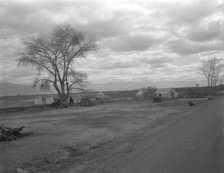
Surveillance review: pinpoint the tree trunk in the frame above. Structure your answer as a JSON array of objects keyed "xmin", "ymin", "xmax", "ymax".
[
  {"xmin": 210, "ymin": 76, "xmax": 213, "ymax": 86},
  {"xmin": 65, "ymin": 75, "xmax": 70, "ymax": 99},
  {"xmin": 60, "ymin": 81, "xmax": 67, "ymax": 102},
  {"xmin": 54, "ymin": 82, "xmax": 61, "ymax": 98}
]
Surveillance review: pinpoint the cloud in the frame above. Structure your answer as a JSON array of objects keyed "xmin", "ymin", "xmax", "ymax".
[
  {"xmin": 162, "ymin": 0, "xmax": 220, "ymax": 26},
  {"xmin": 166, "ymin": 38, "xmax": 224, "ymax": 55},
  {"xmin": 0, "ymin": 1, "xmax": 53, "ymax": 37},
  {"xmin": 99, "ymin": 61, "xmax": 138, "ymax": 70},
  {"xmin": 0, "ymin": 35, "xmax": 22, "ymax": 77},
  {"xmin": 0, "ymin": 0, "xmax": 224, "ymax": 89},
  {"xmin": 74, "ymin": 16, "xmax": 128, "ymax": 40},
  {"xmin": 140, "ymin": 56, "xmax": 176, "ymax": 65},
  {"xmin": 103, "ymin": 34, "xmax": 162, "ymax": 52},
  {"xmin": 186, "ymin": 20, "xmax": 224, "ymax": 42}
]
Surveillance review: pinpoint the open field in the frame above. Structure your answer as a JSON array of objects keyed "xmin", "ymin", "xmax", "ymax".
[
  {"xmin": 0, "ymin": 98, "xmax": 216, "ymax": 173},
  {"xmin": 0, "ymin": 90, "xmax": 139, "ymax": 109},
  {"xmin": 1, "ymin": 85, "xmax": 223, "ymax": 109},
  {"xmin": 0, "ymin": 95, "xmax": 35, "ymax": 108}
]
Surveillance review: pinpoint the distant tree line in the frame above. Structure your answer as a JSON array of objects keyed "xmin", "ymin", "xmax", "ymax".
[{"xmin": 174, "ymin": 85, "xmax": 224, "ymax": 98}]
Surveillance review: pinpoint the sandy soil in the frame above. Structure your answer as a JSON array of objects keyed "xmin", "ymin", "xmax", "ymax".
[{"xmin": 0, "ymin": 99, "xmax": 215, "ymax": 173}]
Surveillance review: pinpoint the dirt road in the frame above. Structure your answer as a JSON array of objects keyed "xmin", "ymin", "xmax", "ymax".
[
  {"xmin": 117, "ymin": 99, "xmax": 223, "ymax": 173},
  {"xmin": 63, "ymin": 98, "xmax": 223, "ymax": 173}
]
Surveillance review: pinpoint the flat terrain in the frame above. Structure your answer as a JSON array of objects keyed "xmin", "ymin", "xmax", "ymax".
[
  {"xmin": 117, "ymin": 98, "xmax": 224, "ymax": 173},
  {"xmin": 0, "ymin": 95, "xmax": 34, "ymax": 108},
  {"xmin": 0, "ymin": 98, "xmax": 223, "ymax": 173}
]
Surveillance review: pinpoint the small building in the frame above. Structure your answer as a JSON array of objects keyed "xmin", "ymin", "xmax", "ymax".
[
  {"xmin": 71, "ymin": 93, "xmax": 82, "ymax": 105},
  {"xmin": 153, "ymin": 88, "xmax": 178, "ymax": 100},
  {"xmin": 34, "ymin": 95, "xmax": 54, "ymax": 105},
  {"xmin": 34, "ymin": 95, "xmax": 42, "ymax": 105},
  {"xmin": 45, "ymin": 95, "xmax": 54, "ymax": 104}
]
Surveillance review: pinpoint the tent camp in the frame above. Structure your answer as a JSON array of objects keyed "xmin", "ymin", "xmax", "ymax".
[{"xmin": 153, "ymin": 88, "xmax": 178, "ymax": 100}]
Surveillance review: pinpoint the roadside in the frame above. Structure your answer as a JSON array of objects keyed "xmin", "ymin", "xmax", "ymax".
[{"xmin": 217, "ymin": 98, "xmax": 224, "ymax": 173}]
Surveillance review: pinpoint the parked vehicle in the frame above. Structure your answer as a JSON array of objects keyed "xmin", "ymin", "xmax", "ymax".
[{"xmin": 153, "ymin": 93, "xmax": 162, "ymax": 103}]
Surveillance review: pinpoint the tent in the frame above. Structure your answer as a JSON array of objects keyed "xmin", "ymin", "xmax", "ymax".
[
  {"xmin": 136, "ymin": 90, "xmax": 144, "ymax": 101},
  {"xmin": 96, "ymin": 92, "xmax": 109, "ymax": 101}
]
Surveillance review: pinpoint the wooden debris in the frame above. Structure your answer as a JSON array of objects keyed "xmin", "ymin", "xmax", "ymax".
[{"xmin": 0, "ymin": 125, "xmax": 33, "ymax": 141}]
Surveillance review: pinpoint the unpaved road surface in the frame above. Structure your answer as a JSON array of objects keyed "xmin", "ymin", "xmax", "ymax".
[
  {"xmin": 63, "ymin": 98, "xmax": 224, "ymax": 173},
  {"xmin": 118, "ymin": 98, "xmax": 223, "ymax": 173}
]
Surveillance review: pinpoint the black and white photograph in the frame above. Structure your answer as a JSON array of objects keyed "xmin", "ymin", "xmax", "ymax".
[{"xmin": 0, "ymin": 0, "xmax": 224, "ymax": 172}]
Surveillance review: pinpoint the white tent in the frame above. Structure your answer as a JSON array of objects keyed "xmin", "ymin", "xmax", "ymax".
[
  {"xmin": 136, "ymin": 90, "xmax": 144, "ymax": 101},
  {"xmin": 136, "ymin": 90, "xmax": 144, "ymax": 97},
  {"xmin": 96, "ymin": 92, "xmax": 109, "ymax": 100}
]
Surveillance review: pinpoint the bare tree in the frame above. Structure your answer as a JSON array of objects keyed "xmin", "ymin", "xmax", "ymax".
[
  {"xmin": 17, "ymin": 24, "xmax": 97, "ymax": 103},
  {"xmin": 200, "ymin": 57, "xmax": 224, "ymax": 86},
  {"xmin": 143, "ymin": 86, "xmax": 157, "ymax": 100}
]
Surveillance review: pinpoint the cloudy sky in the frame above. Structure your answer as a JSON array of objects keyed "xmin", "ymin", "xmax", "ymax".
[{"xmin": 0, "ymin": 0, "xmax": 224, "ymax": 90}]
